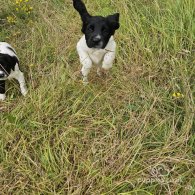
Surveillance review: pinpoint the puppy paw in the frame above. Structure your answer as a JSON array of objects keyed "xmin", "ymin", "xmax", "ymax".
[
  {"xmin": 97, "ymin": 68, "xmax": 102, "ymax": 76},
  {"xmin": 22, "ymin": 90, "xmax": 28, "ymax": 96},
  {"xmin": 21, "ymin": 87, "xmax": 28, "ymax": 96},
  {"xmin": 83, "ymin": 81, "xmax": 89, "ymax": 86},
  {"xmin": 0, "ymin": 94, "xmax": 6, "ymax": 101},
  {"xmin": 83, "ymin": 76, "xmax": 89, "ymax": 85}
]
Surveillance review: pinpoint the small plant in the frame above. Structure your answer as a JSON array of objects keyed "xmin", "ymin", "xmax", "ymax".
[
  {"xmin": 6, "ymin": 15, "xmax": 17, "ymax": 24},
  {"xmin": 172, "ymin": 92, "xmax": 184, "ymax": 98},
  {"xmin": 6, "ymin": 0, "xmax": 33, "ymax": 25},
  {"xmin": 15, "ymin": 0, "xmax": 33, "ymax": 15}
]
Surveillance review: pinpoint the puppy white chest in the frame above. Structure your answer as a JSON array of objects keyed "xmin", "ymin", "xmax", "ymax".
[
  {"xmin": 88, "ymin": 49, "xmax": 106, "ymax": 65},
  {"xmin": 77, "ymin": 35, "xmax": 116, "ymax": 66}
]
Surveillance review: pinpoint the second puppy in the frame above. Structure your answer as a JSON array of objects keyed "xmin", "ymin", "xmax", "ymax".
[
  {"xmin": 73, "ymin": 0, "xmax": 120, "ymax": 84},
  {"xmin": 0, "ymin": 42, "xmax": 27, "ymax": 101}
]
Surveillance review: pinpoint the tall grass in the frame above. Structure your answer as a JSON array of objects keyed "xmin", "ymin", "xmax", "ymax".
[{"xmin": 0, "ymin": 0, "xmax": 194, "ymax": 194}]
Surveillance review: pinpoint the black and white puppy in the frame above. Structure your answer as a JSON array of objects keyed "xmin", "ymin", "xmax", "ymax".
[
  {"xmin": 0, "ymin": 42, "xmax": 27, "ymax": 101},
  {"xmin": 73, "ymin": 0, "xmax": 120, "ymax": 84}
]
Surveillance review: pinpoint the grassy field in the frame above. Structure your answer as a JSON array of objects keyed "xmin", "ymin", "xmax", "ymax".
[{"xmin": 0, "ymin": 0, "xmax": 194, "ymax": 194}]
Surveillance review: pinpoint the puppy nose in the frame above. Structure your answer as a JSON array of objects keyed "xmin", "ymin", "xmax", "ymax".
[{"xmin": 93, "ymin": 36, "xmax": 101, "ymax": 43}]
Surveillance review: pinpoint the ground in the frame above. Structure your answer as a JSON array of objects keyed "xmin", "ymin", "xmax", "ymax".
[{"xmin": 0, "ymin": 0, "xmax": 194, "ymax": 194}]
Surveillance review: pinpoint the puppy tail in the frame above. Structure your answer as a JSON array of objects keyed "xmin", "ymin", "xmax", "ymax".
[{"xmin": 73, "ymin": 0, "xmax": 91, "ymax": 21}]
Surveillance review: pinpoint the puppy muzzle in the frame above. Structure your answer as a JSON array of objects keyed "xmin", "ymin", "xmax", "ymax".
[
  {"xmin": 89, "ymin": 37, "xmax": 104, "ymax": 49},
  {"xmin": 0, "ymin": 71, "xmax": 7, "ymax": 80}
]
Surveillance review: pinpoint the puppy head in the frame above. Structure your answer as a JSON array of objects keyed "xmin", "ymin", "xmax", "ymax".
[
  {"xmin": 73, "ymin": 0, "xmax": 120, "ymax": 49},
  {"xmin": 0, "ymin": 54, "xmax": 18, "ymax": 80},
  {"xmin": 0, "ymin": 64, "xmax": 8, "ymax": 80},
  {"xmin": 83, "ymin": 14, "xmax": 119, "ymax": 49}
]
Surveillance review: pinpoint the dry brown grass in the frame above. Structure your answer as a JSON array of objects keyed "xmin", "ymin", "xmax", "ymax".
[{"xmin": 0, "ymin": 0, "xmax": 194, "ymax": 194}]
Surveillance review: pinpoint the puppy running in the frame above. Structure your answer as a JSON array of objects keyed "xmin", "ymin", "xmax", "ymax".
[
  {"xmin": 73, "ymin": 0, "xmax": 120, "ymax": 84},
  {"xmin": 0, "ymin": 42, "xmax": 27, "ymax": 101}
]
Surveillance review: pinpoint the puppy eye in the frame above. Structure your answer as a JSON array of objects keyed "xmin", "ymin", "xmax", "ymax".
[
  {"xmin": 102, "ymin": 27, "xmax": 108, "ymax": 34},
  {"xmin": 88, "ymin": 25, "xmax": 94, "ymax": 32}
]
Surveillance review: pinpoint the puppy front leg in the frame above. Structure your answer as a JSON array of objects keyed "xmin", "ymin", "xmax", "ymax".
[
  {"xmin": 0, "ymin": 80, "xmax": 6, "ymax": 101},
  {"xmin": 102, "ymin": 51, "xmax": 116, "ymax": 72},
  {"xmin": 78, "ymin": 50, "xmax": 92, "ymax": 85},
  {"xmin": 11, "ymin": 64, "xmax": 28, "ymax": 96},
  {"xmin": 16, "ymin": 71, "xmax": 28, "ymax": 96}
]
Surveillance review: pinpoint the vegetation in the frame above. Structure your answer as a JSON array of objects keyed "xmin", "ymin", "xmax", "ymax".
[{"xmin": 0, "ymin": 0, "xmax": 194, "ymax": 194}]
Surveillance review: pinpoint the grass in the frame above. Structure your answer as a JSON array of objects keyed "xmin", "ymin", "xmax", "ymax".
[{"xmin": 0, "ymin": 0, "xmax": 194, "ymax": 194}]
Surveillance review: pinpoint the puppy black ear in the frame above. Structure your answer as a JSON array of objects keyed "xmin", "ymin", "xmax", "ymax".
[
  {"xmin": 106, "ymin": 13, "xmax": 120, "ymax": 30},
  {"xmin": 73, "ymin": 0, "xmax": 91, "ymax": 22}
]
